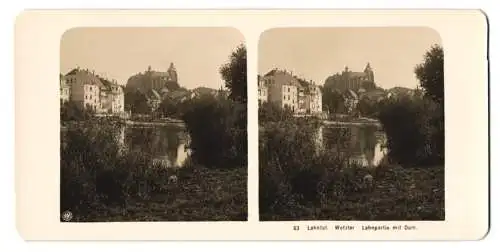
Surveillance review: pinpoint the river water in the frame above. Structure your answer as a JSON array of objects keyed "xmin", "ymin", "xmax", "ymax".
[{"xmin": 315, "ymin": 124, "xmax": 388, "ymax": 168}]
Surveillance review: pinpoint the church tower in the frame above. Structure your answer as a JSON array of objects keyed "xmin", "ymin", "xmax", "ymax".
[
  {"xmin": 167, "ymin": 62, "xmax": 178, "ymax": 83},
  {"xmin": 364, "ymin": 63, "xmax": 374, "ymax": 82}
]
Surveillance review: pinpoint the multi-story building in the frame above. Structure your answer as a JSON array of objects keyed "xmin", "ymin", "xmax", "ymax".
[
  {"xmin": 260, "ymin": 69, "xmax": 323, "ymax": 115},
  {"xmin": 59, "ymin": 73, "xmax": 71, "ymax": 103},
  {"xmin": 261, "ymin": 69, "xmax": 300, "ymax": 112},
  {"xmin": 343, "ymin": 89, "xmax": 359, "ymax": 115},
  {"xmin": 64, "ymin": 67, "xmax": 125, "ymax": 116},
  {"xmin": 65, "ymin": 68, "xmax": 102, "ymax": 111},
  {"xmin": 296, "ymin": 78, "xmax": 323, "ymax": 115},
  {"xmin": 309, "ymin": 84, "xmax": 322, "ymax": 114},
  {"xmin": 257, "ymin": 75, "xmax": 268, "ymax": 105}
]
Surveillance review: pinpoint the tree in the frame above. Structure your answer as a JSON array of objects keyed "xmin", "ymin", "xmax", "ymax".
[
  {"xmin": 125, "ymin": 89, "xmax": 150, "ymax": 115},
  {"xmin": 321, "ymin": 88, "xmax": 345, "ymax": 114},
  {"xmin": 414, "ymin": 44, "xmax": 444, "ymax": 105},
  {"xmin": 219, "ymin": 44, "xmax": 247, "ymax": 103}
]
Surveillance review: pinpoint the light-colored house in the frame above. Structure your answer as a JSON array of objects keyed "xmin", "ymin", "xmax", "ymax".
[
  {"xmin": 296, "ymin": 78, "xmax": 322, "ymax": 115},
  {"xmin": 343, "ymin": 89, "xmax": 359, "ymax": 114},
  {"xmin": 60, "ymin": 74, "xmax": 71, "ymax": 103},
  {"xmin": 260, "ymin": 69, "xmax": 323, "ymax": 115},
  {"xmin": 309, "ymin": 84, "xmax": 322, "ymax": 115},
  {"xmin": 64, "ymin": 67, "xmax": 125, "ymax": 116},
  {"xmin": 65, "ymin": 68, "xmax": 102, "ymax": 112},
  {"xmin": 257, "ymin": 75, "xmax": 268, "ymax": 105},
  {"xmin": 261, "ymin": 69, "xmax": 300, "ymax": 112}
]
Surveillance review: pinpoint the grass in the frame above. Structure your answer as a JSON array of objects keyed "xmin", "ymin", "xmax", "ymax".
[
  {"xmin": 260, "ymin": 165, "xmax": 444, "ymax": 221},
  {"xmin": 66, "ymin": 165, "xmax": 247, "ymax": 222}
]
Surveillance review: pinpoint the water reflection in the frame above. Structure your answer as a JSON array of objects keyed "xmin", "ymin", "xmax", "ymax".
[
  {"xmin": 62, "ymin": 124, "xmax": 191, "ymax": 168},
  {"xmin": 315, "ymin": 125, "xmax": 387, "ymax": 168},
  {"xmin": 123, "ymin": 125, "xmax": 190, "ymax": 168}
]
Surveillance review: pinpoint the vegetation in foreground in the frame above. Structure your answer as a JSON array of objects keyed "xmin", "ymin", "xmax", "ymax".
[
  {"xmin": 60, "ymin": 44, "xmax": 248, "ymax": 222},
  {"xmin": 259, "ymin": 44, "xmax": 444, "ymax": 221}
]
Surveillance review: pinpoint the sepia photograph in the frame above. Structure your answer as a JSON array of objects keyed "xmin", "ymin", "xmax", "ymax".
[
  {"xmin": 59, "ymin": 27, "xmax": 248, "ymax": 222},
  {"xmin": 258, "ymin": 27, "xmax": 445, "ymax": 221}
]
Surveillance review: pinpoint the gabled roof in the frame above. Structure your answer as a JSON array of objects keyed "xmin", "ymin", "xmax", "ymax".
[
  {"xmin": 264, "ymin": 69, "xmax": 278, "ymax": 77},
  {"xmin": 347, "ymin": 72, "xmax": 366, "ymax": 78},
  {"xmin": 344, "ymin": 89, "xmax": 359, "ymax": 99},
  {"xmin": 150, "ymin": 89, "xmax": 161, "ymax": 100},
  {"xmin": 65, "ymin": 68, "xmax": 79, "ymax": 76}
]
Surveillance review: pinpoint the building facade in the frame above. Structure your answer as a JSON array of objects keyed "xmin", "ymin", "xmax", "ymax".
[
  {"xmin": 260, "ymin": 69, "xmax": 322, "ymax": 115},
  {"xmin": 261, "ymin": 69, "xmax": 300, "ymax": 112},
  {"xmin": 309, "ymin": 84, "xmax": 322, "ymax": 114},
  {"xmin": 59, "ymin": 74, "xmax": 71, "ymax": 103},
  {"xmin": 343, "ymin": 89, "xmax": 359, "ymax": 115},
  {"xmin": 64, "ymin": 67, "xmax": 125, "ymax": 116},
  {"xmin": 257, "ymin": 75, "xmax": 268, "ymax": 105}
]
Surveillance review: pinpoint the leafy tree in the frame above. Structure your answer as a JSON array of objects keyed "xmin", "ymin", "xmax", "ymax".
[
  {"xmin": 125, "ymin": 89, "xmax": 150, "ymax": 115},
  {"xmin": 158, "ymin": 96, "xmax": 179, "ymax": 118},
  {"xmin": 258, "ymin": 101, "xmax": 294, "ymax": 123},
  {"xmin": 219, "ymin": 44, "xmax": 247, "ymax": 103},
  {"xmin": 60, "ymin": 100, "xmax": 93, "ymax": 121},
  {"xmin": 414, "ymin": 44, "xmax": 444, "ymax": 105},
  {"xmin": 322, "ymin": 88, "xmax": 345, "ymax": 114}
]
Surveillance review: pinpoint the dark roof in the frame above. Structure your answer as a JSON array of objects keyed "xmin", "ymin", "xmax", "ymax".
[
  {"xmin": 150, "ymin": 89, "xmax": 161, "ymax": 100},
  {"xmin": 347, "ymin": 72, "xmax": 367, "ymax": 78},
  {"xmin": 65, "ymin": 68, "xmax": 79, "ymax": 76},
  {"xmin": 264, "ymin": 69, "xmax": 278, "ymax": 77}
]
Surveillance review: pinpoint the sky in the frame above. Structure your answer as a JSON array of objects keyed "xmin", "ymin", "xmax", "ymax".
[
  {"xmin": 60, "ymin": 27, "xmax": 245, "ymax": 90},
  {"xmin": 258, "ymin": 27, "xmax": 442, "ymax": 89}
]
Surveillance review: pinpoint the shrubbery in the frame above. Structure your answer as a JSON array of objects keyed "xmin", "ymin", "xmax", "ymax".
[
  {"xmin": 378, "ymin": 96, "xmax": 444, "ymax": 167},
  {"xmin": 60, "ymin": 101, "xmax": 94, "ymax": 121},
  {"xmin": 60, "ymin": 121, "xmax": 164, "ymax": 220},
  {"xmin": 258, "ymin": 101, "xmax": 294, "ymax": 123},
  {"xmin": 182, "ymin": 94, "xmax": 247, "ymax": 169},
  {"xmin": 377, "ymin": 44, "xmax": 444, "ymax": 167},
  {"xmin": 258, "ymin": 120, "xmax": 367, "ymax": 219}
]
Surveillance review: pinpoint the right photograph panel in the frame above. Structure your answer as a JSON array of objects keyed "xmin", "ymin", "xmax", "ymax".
[{"xmin": 258, "ymin": 27, "xmax": 444, "ymax": 221}]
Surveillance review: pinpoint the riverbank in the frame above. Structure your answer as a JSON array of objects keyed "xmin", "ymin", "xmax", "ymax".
[
  {"xmin": 323, "ymin": 120, "xmax": 382, "ymax": 128},
  {"xmin": 68, "ymin": 166, "xmax": 247, "ymax": 222},
  {"xmin": 323, "ymin": 116, "xmax": 382, "ymax": 128},
  {"xmin": 125, "ymin": 119, "xmax": 186, "ymax": 127},
  {"xmin": 61, "ymin": 117, "xmax": 186, "ymax": 128},
  {"xmin": 260, "ymin": 165, "xmax": 444, "ymax": 221}
]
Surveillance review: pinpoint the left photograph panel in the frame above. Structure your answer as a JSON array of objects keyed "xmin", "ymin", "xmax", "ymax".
[{"xmin": 59, "ymin": 27, "xmax": 248, "ymax": 222}]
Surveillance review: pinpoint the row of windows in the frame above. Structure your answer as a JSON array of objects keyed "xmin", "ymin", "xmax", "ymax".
[{"xmin": 263, "ymin": 79, "xmax": 275, "ymax": 85}]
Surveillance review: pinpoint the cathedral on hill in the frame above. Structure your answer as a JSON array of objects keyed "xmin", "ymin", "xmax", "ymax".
[
  {"xmin": 126, "ymin": 62, "xmax": 179, "ymax": 95},
  {"xmin": 323, "ymin": 63, "xmax": 376, "ymax": 93}
]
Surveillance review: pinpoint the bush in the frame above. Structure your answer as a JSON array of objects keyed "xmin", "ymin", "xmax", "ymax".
[
  {"xmin": 60, "ymin": 121, "xmax": 177, "ymax": 221},
  {"xmin": 258, "ymin": 101, "xmax": 294, "ymax": 123},
  {"xmin": 60, "ymin": 100, "xmax": 94, "ymax": 121},
  {"xmin": 181, "ymin": 94, "xmax": 247, "ymax": 169},
  {"xmin": 259, "ymin": 120, "xmax": 354, "ymax": 217},
  {"xmin": 378, "ymin": 95, "xmax": 444, "ymax": 166}
]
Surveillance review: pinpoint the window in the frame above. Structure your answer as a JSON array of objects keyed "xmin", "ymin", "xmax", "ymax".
[{"xmin": 288, "ymin": 87, "xmax": 290, "ymax": 92}]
